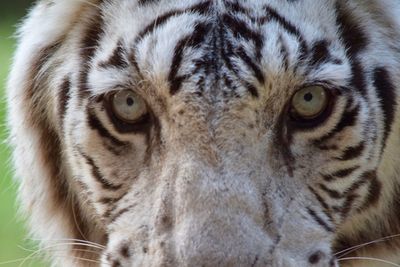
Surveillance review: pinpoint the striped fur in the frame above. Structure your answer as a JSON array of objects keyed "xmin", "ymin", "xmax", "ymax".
[{"xmin": 6, "ymin": 0, "xmax": 400, "ymax": 266}]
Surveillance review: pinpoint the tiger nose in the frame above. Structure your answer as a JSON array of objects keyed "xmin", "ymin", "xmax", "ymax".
[
  {"xmin": 273, "ymin": 250, "xmax": 338, "ymax": 267},
  {"xmin": 102, "ymin": 244, "xmax": 338, "ymax": 267},
  {"xmin": 102, "ymin": 229, "xmax": 338, "ymax": 267},
  {"xmin": 102, "ymin": 220, "xmax": 273, "ymax": 266}
]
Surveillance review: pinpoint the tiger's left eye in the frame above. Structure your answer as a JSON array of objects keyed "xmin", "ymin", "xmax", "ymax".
[
  {"xmin": 111, "ymin": 89, "xmax": 148, "ymax": 123},
  {"xmin": 290, "ymin": 86, "xmax": 329, "ymax": 121}
]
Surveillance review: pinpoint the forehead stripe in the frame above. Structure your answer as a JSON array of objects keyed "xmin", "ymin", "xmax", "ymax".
[
  {"xmin": 263, "ymin": 5, "xmax": 308, "ymax": 59},
  {"xmin": 169, "ymin": 22, "xmax": 212, "ymax": 95},
  {"xmin": 138, "ymin": 0, "xmax": 160, "ymax": 5},
  {"xmin": 335, "ymin": 2, "xmax": 369, "ymax": 96},
  {"xmin": 135, "ymin": 1, "xmax": 212, "ymax": 43},
  {"xmin": 98, "ymin": 41, "xmax": 128, "ymax": 69},
  {"xmin": 221, "ymin": 13, "xmax": 264, "ymax": 60}
]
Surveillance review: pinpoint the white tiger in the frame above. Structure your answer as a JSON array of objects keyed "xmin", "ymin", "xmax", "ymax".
[{"xmin": 7, "ymin": 0, "xmax": 400, "ymax": 266}]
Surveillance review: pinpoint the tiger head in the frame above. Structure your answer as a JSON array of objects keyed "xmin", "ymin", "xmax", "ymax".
[{"xmin": 7, "ymin": 0, "xmax": 400, "ymax": 266}]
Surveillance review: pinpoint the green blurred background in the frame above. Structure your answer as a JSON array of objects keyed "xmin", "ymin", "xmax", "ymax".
[{"xmin": 1, "ymin": 1, "xmax": 46, "ymax": 266}]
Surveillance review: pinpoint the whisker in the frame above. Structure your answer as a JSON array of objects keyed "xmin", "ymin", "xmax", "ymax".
[
  {"xmin": 70, "ymin": 248, "xmax": 103, "ymax": 256},
  {"xmin": 335, "ymin": 234, "xmax": 400, "ymax": 257},
  {"xmin": 338, "ymin": 256, "xmax": 400, "ymax": 267},
  {"xmin": 59, "ymin": 255, "xmax": 103, "ymax": 265},
  {"xmin": 17, "ymin": 242, "xmax": 105, "ymax": 267},
  {"xmin": 71, "ymin": 198, "xmax": 89, "ymax": 242},
  {"xmin": 0, "ymin": 254, "xmax": 104, "ymax": 267},
  {"xmin": 27, "ymin": 238, "xmax": 105, "ymax": 249},
  {"xmin": 19, "ymin": 246, "xmax": 102, "ymax": 257}
]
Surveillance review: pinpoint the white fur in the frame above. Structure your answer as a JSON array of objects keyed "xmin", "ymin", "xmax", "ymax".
[{"xmin": 7, "ymin": 0, "xmax": 400, "ymax": 266}]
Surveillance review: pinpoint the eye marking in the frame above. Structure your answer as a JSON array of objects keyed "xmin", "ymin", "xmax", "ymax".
[{"xmin": 111, "ymin": 89, "xmax": 148, "ymax": 123}]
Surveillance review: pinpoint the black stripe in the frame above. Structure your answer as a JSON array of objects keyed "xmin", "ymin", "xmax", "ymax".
[
  {"xmin": 236, "ymin": 47, "xmax": 265, "ymax": 84},
  {"xmin": 340, "ymin": 194, "xmax": 358, "ymax": 218},
  {"xmin": 310, "ymin": 40, "xmax": 330, "ymax": 66},
  {"xmin": 79, "ymin": 150, "xmax": 123, "ymax": 191},
  {"xmin": 244, "ymin": 82, "xmax": 259, "ymax": 98},
  {"xmin": 319, "ymin": 184, "xmax": 343, "ymax": 199},
  {"xmin": 168, "ymin": 22, "xmax": 212, "ymax": 94},
  {"xmin": 219, "ymin": 27, "xmax": 259, "ymax": 98},
  {"xmin": 320, "ymin": 174, "xmax": 369, "ymax": 204},
  {"xmin": 315, "ymin": 105, "xmax": 359, "ymax": 145},
  {"xmin": 360, "ymin": 171, "xmax": 382, "ymax": 210},
  {"xmin": 99, "ymin": 191, "xmax": 127, "ymax": 206},
  {"xmin": 138, "ymin": 0, "xmax": 160, "ymax": 5},
  {"xmin": 98, "ymin": 41, "xmax": 128, "ymax": 69},
  {"xmin": 224, "ymin": 1, "xmax": 260, "ymax": 26},
  {"xmin": 79, "ymin": 12, "xmax": 104, "ymax": 99},
  {"xmin": 331, "ymin": 166, "xmax": 359, "ymax": 179},
  {"xmin": 345, "ymin": 175, "xmax": 370, "ymax": 196},
  {"xmin": 322, "ymin": 166, "xmax": 359, "ymax": 181},
  {"xmin": 349, "ymin": 60, "xmax": 367, "ymax": 95},
  {"xmin": 335, "ymin": 2, "xmax": 369, "ymax": 95},
  {"xmin": 109, "ymin": 203, "xmax": 138, "ymax": 223},
  {"xmin": 307, "ymin": 208, "xmax": 334, "ymax": 232},
  {"xmin": 308, "ymin": 186, "xmax": 333, "ymax": 222},
  {"xmin": 309, "ymin": 186, "xmax": 331, "ymax": 211},
  {"xmin": 221, "ymin": 13, "xmax": 264, "ymax": 59},
  {"xmin": 263, "ymin": 5, "xmax": 308, "ymax": 59},
  {"xmin": 224, "ymin": 1, "xmax": 250, "ymax": 16},
  {"xmin": 59, "ymin": 76, "xmax": 71, "ymax": 125},
  {"xmin": 333, "ymin": 107, "xmax": 359, "ymax": 133},
  {"xmin": 335, "ymin": 2, "xmax": 368, "ymax": 57},
  {"xmin": 336, "ymin": 141, "xmax": 365, "ymax": 161},
  {"xmin": 136, "ymin": 1, "xmax": 211, "ymax": 43},
  {"xmin": 279, "ymin": 35, "xmax": 290, "ymax": 70},
  {"xmin": 219, "ymin": 30, "xmax": 241, "ymax": 90},
  {"xmin": 373, "ymin": 67, "xmax": 397, "ymax": 149},
  {"xmin": 87, "ymin": 108, "xmax": 129, "ymax": 148}
]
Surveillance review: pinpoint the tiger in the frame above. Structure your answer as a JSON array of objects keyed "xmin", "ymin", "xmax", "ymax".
[{"xmin": 6, "ymin": 0, "xmax": 400, "ymax": 266}]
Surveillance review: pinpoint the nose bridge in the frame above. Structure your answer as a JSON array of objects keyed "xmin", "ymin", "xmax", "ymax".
[
  {"xmin": 104, "ymin": 153, "xmax": 336, "ymax": 267},
  {"xmin": 167, "ymin": 158, "xmax": 273, "ymax": 266},
  {"xmin": 155, "ymin": 158, "xmax": 334, "ymax": 266},
  {"xmin": 170, "ymin": 152, "xmax": 265, "ymax": 228}
]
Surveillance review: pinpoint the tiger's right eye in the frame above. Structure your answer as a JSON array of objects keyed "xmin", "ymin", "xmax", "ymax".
[
  {"xmin": 290, "ymin": 86, "xmax": 328, "ymax": 120},
  {"xmin": 111, "ymin": 90, "xmax": 148, "ymax": 123}
]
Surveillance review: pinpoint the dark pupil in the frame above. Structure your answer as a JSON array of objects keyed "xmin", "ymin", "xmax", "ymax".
[
  {"xmin": 304, "ymin": 92, "xmax": 313, "ymax": 102},
  {"xmin": 126, "ymin": 97, "xmax": 135, "ymax": 106}
]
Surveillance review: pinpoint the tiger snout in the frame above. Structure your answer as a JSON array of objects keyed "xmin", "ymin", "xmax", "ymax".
[{"xmin": 101, "ymin": 161, "xmax": 338, "ymax": 267}]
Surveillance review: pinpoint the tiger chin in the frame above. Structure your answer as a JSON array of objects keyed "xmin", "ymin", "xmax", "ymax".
[{"xmin": 6, "ymin": 0, "xmax": 400, "ymax": 266}]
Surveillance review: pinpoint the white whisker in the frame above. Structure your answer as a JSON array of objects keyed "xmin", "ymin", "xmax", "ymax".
[
  {"xmin": 27, "ymin": 238, "xmax": 105, "ymax": 249},
  {"xmin": 17, "ymin": 242, "xmax": 105, "ymax": 267},
  {"xmin": 338, "ymin": 257, "xmax": 400, "ymax": 267},
  {"xmin": 0, "ymin": 253, "xmax": 104, "ymax": 267},
  {"xmin": 335, "ymin": 234, "xmax": 400, "ymax": 257}
]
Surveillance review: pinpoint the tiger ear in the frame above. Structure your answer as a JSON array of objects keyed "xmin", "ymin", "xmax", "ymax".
[{"xmin": 7, "ymin": 1, "xmax": 104, "ymax": 265}]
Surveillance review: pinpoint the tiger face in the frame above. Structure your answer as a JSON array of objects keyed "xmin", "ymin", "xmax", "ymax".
[{"xmin": 7, "ymin": 0, "xmax": 400, "ymax": 266}]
